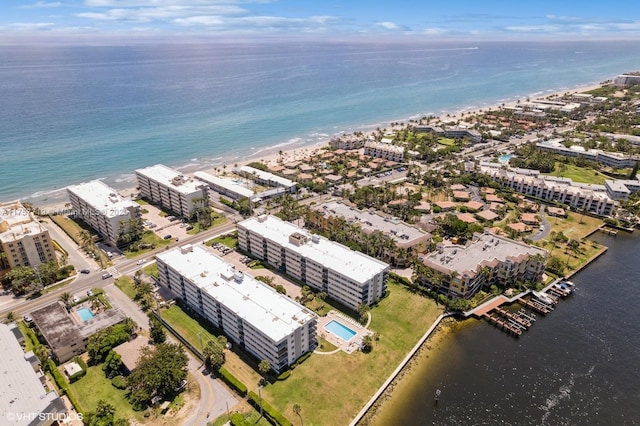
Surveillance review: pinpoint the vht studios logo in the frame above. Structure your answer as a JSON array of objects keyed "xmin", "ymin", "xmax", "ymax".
[{"xmin": 5, "ymin": 412, "xmax": 83, "ymax": 422}]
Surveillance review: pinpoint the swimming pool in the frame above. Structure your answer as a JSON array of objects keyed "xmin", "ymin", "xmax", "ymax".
[
  {"xmin": 77, "ymin": 307, "xmax": 95, "ymax": 322},
  {"xmin": 325, "ymin": 320, "xmax": 357, "ymax": 341},
  {"xmin": 499, "ymin": 154, "xmax": 514, "ymax": 162}
]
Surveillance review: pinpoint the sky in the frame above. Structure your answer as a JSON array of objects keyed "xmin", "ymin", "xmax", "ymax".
[{"xmin": 2, "ymin": 0, "xmax": 640, "ymax": 42}]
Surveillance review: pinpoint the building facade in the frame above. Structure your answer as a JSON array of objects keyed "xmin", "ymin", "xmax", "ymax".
[
  {"xmin": 477, "ymin": 163, "xmax": 616, "ymax": 216},
  {"xmin": 66, "ymin": 180, "xmax": 141, "ymax": 246},
  {"xmin": 0, "ymin": 201, "xmax": 56, "ymax": 270},
  {"xmin": 307, "ymin": 200, "xmax": 431, "ymax": 267},
  {"xmin": 30, "ymin": 302, "xmax": 127, "ymax": 363},
  {"xmin": 363, "ymin": 141, "xmax": 405, "ymax": 162},
  {"xmin": 135, "ymin": 164, "xmax": 208, "ymax": 218},
  {"xmin": 237, "ymin": 215, "xmax": 389, "ymax": 309},
  {"xmin": 156, "ymin": 245, "xmax": 316, "ymax": 373},
  {"xmin": 0, "ymin": 323, "xmax": 67, "ymax": 426},
  {"xmin": 419, "ymin": 232, "xmax": 547, "ymax": 299}
]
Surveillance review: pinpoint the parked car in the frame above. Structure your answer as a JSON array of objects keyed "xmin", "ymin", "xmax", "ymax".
[
  {"xmin": 80, "ymin": 269, "xmax": 90, "ymax": 274},
  {"xmin": 163, "ymin": 234, "xmax": 172, "ymax": 240},
  {"xmin": 87, "ymin": 290, "xmax": 94, "ymax": 297}
]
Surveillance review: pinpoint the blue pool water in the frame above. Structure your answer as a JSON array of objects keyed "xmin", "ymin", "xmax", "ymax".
[
  {"xmin": 325, "ymin": 320, "xmax": 357, "ymax": 341},
  {"xmin": 77, "ymin": 307, "xmax": 95, "ymax": 322},
  {"xmin": 499, "ymin": 154, "xmax": 514, "ymax": 162}
]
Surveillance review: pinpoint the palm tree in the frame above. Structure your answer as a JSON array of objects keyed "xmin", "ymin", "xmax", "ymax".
[
  {"xmin": 6, "ymin": 311, "xmax": 15, "ymax": 323},
  {"xmin": 293, "ymin": 403, "xmax": 303, "ymax": 426},
  {"xmin": 60, "ymin": 292, "xmax": 72, "ymax": 308},
  {"xmin": 79, "ymin": 230, "xmax": 93, "ymax": 251}
]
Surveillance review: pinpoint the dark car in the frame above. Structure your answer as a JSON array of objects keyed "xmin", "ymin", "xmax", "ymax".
[
  {"xmin": 163, "ymin": 234, "xmax": 172, "ymax": 240},
  {"xmin": 80, "ymin": 269, "xmax": 90, "ymax": 274}
]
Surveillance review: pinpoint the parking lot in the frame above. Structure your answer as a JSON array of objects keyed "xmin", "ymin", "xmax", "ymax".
[
  {"xmin": 140, "ymin": 203, "xmax": 192, "ymax": 242},
  {"xmin": 205, "ymin": 243, "xmax": 303, "ymax": 301}
]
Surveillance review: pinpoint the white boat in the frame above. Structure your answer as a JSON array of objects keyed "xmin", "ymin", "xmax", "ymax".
[{"xmin": 532, "ymin": 290, "xmax": 555, "ymax": 306}]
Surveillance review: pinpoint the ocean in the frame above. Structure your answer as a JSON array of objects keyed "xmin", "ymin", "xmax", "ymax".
[
  {"xmin": 2, "ymin": 40, "xmax": 640, "ymax": 205},
  {"xmin": 369, "ymin": 231, "xmax": 640, "ymax": 426}
]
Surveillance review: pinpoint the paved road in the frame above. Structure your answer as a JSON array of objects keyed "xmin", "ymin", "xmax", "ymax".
[
  {"xmin": 103, "ymin": 283, "xmax": 238, "ymax": 426},
  {"xmin": 0, "ymin": 221, "xmax": 237, "ymax": 319},
  {"xmin": 530, "ymin": 205, "xmax": 551, "ymax": 241}
]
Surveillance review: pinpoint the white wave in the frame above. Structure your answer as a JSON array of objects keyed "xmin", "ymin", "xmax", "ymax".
[{"xmin": 539, "ymin": 365, "xmax": 596, "ymax": 425}]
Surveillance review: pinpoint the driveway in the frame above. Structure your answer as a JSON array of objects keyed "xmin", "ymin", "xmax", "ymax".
[
  {"xmin": 530, "ymin": 205, "xmax": 551, "ymax": 241},
  {"xmin": 103, "ymin": 284, "xmax": 238, "ymax": 424}
]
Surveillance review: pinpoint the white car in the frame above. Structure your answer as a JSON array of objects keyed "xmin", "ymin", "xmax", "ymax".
[{"xmin": 137, "ymin": 259, "xmax": 147, "ymax": 265}]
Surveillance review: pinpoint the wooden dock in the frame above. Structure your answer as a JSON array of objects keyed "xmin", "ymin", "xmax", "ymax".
[{"xmin": 483, "ymin": 313, "xmax": 522, "ymax": 337}]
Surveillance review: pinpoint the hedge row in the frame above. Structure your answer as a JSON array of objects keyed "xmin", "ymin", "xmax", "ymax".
[
  {"xmin": 45, "ymin": 359, "xmax": 83, "ymax": 414},
  {"xmin": 230, "ymin": 412, "xmax": 250, "ymax": 426},
  {"xmin": 218, "ymin": 367, "xmax": 248, "ymax": 396},
  {"xmin": 68, "ymin": 369, "xmax": 86, "ymax": 383},
  {"xmin": 248, "ymin": 391, "xmax": 292, "ymax": 426}
]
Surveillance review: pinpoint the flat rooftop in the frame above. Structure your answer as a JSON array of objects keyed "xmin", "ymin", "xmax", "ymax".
[
  {"xmin": 0, "ymin": 323, "xmax": 63, "ymax": 423},
  {"xmin": 30, "ymin": 302, "xmax": 126, "ymax": 352},
  {"xmin": 424, "ymin": 232, "xmax": 546, "ymax": 276},
  {"xmin": 136, "ymin": 164, "xmax": 205, "ymax": 194},
  {"xmin": 237, "ymin": 165, "xmax": 296, "ymax": 188},
  {"xmin": 239, "ymin": 215, "xmax": 389, "ymax": 283},
  {"xmin": 156, "ymin": 244, "xmax": 316, "ymax": 343},
  {"xmin": 194, "ymin": 171, "xmax": 256, "ymax": 199},
  {"xmin": 312, "ymin": 200, "xmax": 430, "ymax": 247},
  {"xmin": 0, "ymin": 201, "xmax": 48, "ymax": 243},
  {"xmin": 66, "ymin": 180, "xmax": 138, "ymax": 218}
]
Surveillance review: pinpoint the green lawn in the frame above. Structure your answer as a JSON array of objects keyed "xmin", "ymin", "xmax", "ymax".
[
  {"xmin": 123, "ymin": 231, "xmax": 171, "ymax": 259},
  {"xmin": 135, "ymin": 198, "xmax": 150, "ymax": 205},
  {"xmin": 68, "ymin": 366, "xmax": 144, "ymax": 423},
  {"xmin": 114, "ymin": 276, "xmax": 137, "ymax": 300},
  {"xmin": 160, "ymin": 305, "xmax": 217, "ymax": 353},
  {"xmin": 437, "ymin": 137, "xmax": 456, "ymax": 146},
  {"xmin": 187, "ymin": 216, "xmax": 228, "ymax": 235},
  {"xmin": 205, "ymin": 233, "xmax": 238, "ymax": 249},
  {"xmin": 262, "ymin": 280, "xmax": 443, "ymax": 426},
  {"xmin": 544, "ymin": 163, "xmax": 608, "ymax": 185},
  {"xmin": 143, "ymin": 263, "xmax": 159, "ymax": 279}
]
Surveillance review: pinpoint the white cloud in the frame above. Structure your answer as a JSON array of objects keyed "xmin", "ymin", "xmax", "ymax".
[
  {"xmin": 375, "ymin": 21, "xmax": 400, "ymax": 30},
  {"xmin": 503, "ymin": 25, "xmax": 560, "ymax": 33},
  {"xmin": 20, "ymin": 1, "xmax": 62, "ymax": 8},
  {"xmin": 174, "ymin": 15, "xmax": 224, "ymax": 26},
  {"xmin": 421, "ymin": 27, "xmax": 447, "ymax": 35},
  {"xmin": 7, "ymin": 22, "xmax": 56, "ymax": 30}
]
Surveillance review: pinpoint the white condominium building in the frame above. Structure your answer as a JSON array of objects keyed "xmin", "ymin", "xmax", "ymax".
[
  {"xmin": 156, "ymin": 244, "xmax": 317, "ymax": 373},
  {"xmin": 0, "ymin": 201, "xmax": 56, "ymax": 270},
  {"xmin": 364, "ymin": 141, "xmax": 405, "ymax": 162},
  {"xmin": 135, "ymin": 164, "xmax": 207, "ymax": 218},
  {"xmin": 66, "ymin": 180, "xmax": 140, "ymax": 246},
  {"xmin": 237, "ymin": 215, "xmax": 390, "ymax": 310}
]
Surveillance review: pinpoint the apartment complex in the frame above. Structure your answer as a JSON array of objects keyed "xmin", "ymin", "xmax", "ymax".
[
  {"xmin": 363, "ymin": 141, "xmax": 405, "ymax": 162},
  {"xmin": 30, "ymin": 302, "xmax": 127, "ymax": 363},
  {"xmin": 307, "ymin": 200, "xmax": 431, "ymax": 266},
  {"xmin": 156, "ymin": 245, "xmax": 316, "ymax": 373},
  {"xmin": 0, "ymin": 323, "xmax": 67, "ymax": 426},
  {"xmin": 415, "ymin": 125, "xmax": 483, "ymax": 143},
  {"xmin": 0, "ymin": 201, "xmax": 56, "ymax": 270},
  {"xmin": 605, "ymin": 179, "xmax": 640, "ymax": 200},
  {"xmin": 477, "ymin": 162, "xmax": 616, "ymax": 216},
  {"xmin": 329, "ymin": 135, "xmax": 367, "ymax": 150},
  {"xmin": 420, "ymin": 232, "xmax": 547, "ymax": 298},
  {"xmin": 236, "ymin": 165, "xmax": 296, "ymax": 193},
  {"xmin": 536, "ymin": 139, "xmax": 639, "ymax": 169},
  {"xmin": 66, "ymin": 180, "xmax": 140, "ymax": 246},
  {"xmin": 614, "ymin": 73, "xmax": 640, "ymax": 87},
  {"xmin": 237, "ymin": 215, "xmax": 389, "ymax": 309},
  {"xmin": 135, "ymin": 164, "xmax": 208, "ymax": 218}
]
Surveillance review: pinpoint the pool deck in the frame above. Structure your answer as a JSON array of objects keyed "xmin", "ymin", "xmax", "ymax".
[{"xmin": 316, "ymin": 310, "xmax": 372, "ymax": 354}]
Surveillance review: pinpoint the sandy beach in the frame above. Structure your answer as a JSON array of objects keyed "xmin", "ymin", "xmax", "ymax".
[{"xmin": 32, "ymin": 81, "xmax": 604, "ymax": 214}]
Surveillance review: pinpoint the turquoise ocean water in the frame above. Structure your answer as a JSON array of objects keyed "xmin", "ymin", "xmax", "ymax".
[{"xmin": 1, "ymin": 40, "xmax": 640, "ymax": 204}]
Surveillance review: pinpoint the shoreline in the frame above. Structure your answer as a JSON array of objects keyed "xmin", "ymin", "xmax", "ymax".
[{"xmin": 27, "ymin": 80, "xmax": 606, "ymax": 213}]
